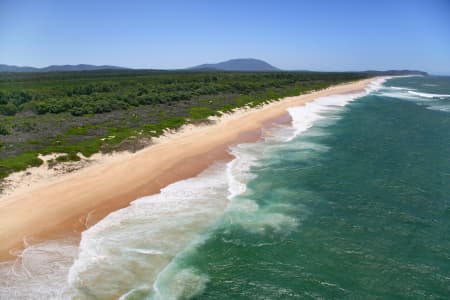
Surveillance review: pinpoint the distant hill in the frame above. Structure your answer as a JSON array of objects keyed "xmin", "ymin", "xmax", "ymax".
[
  {"xmin": 189, "ymin": 58, "xmax": 280, "ymax": 71},
  {"xmin": 0, "ymin": 64, "xmax": 128, "ymax": 72},
  {"xmin": 0, "ymin": 64, "xmax": 37, "ymax": 72}
]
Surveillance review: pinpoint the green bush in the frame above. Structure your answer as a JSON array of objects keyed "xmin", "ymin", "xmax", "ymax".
[
  {"xmin": 0, "ymin": 152, "xmax": 43, "ymax": 179},
  {"xmin": 56, "ymin": 153, "xmax": 81, "ymax": 162},
  {"xmin": 0, "ymin": 124, "xmax": 9, "ymax": 135},
  {"xmin": 0, "ymin": 103, "xmax": 18, "ymax": 116}
]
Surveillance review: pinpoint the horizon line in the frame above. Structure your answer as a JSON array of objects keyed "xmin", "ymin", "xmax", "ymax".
[{"xmin": 0, "ymin": 62, "xmax": 439, "ymax": 75}]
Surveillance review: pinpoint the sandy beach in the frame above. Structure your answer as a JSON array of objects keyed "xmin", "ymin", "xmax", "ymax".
[{"xmin": 0, "ymin": 78, "xmax": 375, "ymax": 260}]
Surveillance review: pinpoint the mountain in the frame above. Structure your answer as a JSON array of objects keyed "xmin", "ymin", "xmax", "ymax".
[
  {"xmin": 0, "ymin": 64, "xmax": 128, "ymax": 72},
  {"xmin": 0, "ymin": 64, "xmax": 38, "ymax": 72},
  {"xmin": 41, "ymin": 64, "xmax": 128, "ymax": 72},
  {"xmin": 189, "ymin": 58, "xmax": 280, "ymax": 71}
]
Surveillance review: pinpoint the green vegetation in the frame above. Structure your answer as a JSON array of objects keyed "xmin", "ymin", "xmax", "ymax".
[
  {"xmin": 0, "ymin": 152, "xmax": 43, "ymax": 179},
  {"xmin": 55, "ymin": 153, "xmax": 81, "ymax": 162},
  {"xmin": 0, "ymin": 124, "xmax": 9, "ymax": 135},
  {"xmin": 0, "ymin": 70, "xmax": 368, "ymax": 179}
]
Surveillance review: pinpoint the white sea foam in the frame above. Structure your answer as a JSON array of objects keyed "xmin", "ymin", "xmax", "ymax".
[
  {"xmin": 286, "ymin": 77, "xmax": 388, "ymax": 142},
  {"xmin": 288, "ymin": 94, "xmax": 356, "ymax": 140},
  {"xmin": 152, "ymin": 262, "xmax": 209, "ymax": 300},
  {"xmin": 66, "ymin": 164, "xmax": 230, "ymax": 299},
  {"xmin": 379, "ymin": 83, "xmax": 450, "ymax": 113},
  {"xmin": 367, "ymin": 77, "xmax": 390, "ymax": 93},
  {"xmin": 226, "ymin": 143, "xmax": 260, "ymax": 199},
  {"xmin": 408, "ymin": 90, "xmax": 450, "ymax": 99},
  {"xmin": 379, "ymin": 90, "xmax": 419, "ymax": 100},
  {"xmin": 390, "ymin": 86, "xmax": 409, "ymax": 90},
  {"xmin": 0, "ymin": 238, "xmax": 79, "ymax": 299},
  {"xmin": 155, "ymin": 267, "xmax": 209, "ymax": 300}
]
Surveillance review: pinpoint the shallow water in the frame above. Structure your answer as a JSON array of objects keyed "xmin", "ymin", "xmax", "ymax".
[{"xmin": 2, "ymin": 76, "xmax": 450, "ymax": 299}]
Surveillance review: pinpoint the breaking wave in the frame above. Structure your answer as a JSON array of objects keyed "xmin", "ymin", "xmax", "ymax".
[{"xmin": 377, "ymin": 81, "xmax": 450, "ymax": 113}]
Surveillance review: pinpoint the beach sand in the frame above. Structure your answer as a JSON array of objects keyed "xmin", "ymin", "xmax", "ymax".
[{"xmin": 0, "ymin": 78, "xmax": 374, "ymax": 259}]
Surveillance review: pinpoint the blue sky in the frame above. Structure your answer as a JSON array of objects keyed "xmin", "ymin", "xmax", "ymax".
[{"xmin": 0, "ymin": 0, "xmax": 449, "ymax": 74}]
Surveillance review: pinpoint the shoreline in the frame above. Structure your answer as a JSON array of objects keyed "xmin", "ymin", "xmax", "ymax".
[{"xmin": 0, "ymin": 78, "xmax": 377, "ymax": 260}]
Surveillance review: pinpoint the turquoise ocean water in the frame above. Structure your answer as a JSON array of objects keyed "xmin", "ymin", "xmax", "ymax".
[{"xmin": 1, "ymin": 76, "xmax": 450, "ymax": 299}]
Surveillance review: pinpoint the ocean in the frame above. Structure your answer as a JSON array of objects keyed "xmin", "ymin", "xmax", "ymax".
[{"xmin": 1, "ymin": 76, "xmax": 450, "ymax": 299}]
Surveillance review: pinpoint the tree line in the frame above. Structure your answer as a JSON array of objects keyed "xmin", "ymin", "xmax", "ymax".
[{"xmin": 0, "ymin": 71, "xmax": 367, "ymax": 117}]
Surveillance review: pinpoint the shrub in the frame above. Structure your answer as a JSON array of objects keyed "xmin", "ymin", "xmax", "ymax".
[
  {"xmin": 0, "ymin": 152, "xmax": 43, "ymax": 179},
  {"xmin": 0, "ymin": 103, "xmax": 18, "ymax": 116},
  {"xmin": 0, "ymin": 124, "xmax": 10, "ymax": 135},
  {"xmin": 56, "ymin": 153, "xmax": 81, "ymax": 162}
]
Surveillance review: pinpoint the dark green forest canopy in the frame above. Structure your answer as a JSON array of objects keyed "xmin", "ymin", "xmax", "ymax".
[{"xmin": 0, "ymin": 70, "xmax": 368, "ymax": 180}]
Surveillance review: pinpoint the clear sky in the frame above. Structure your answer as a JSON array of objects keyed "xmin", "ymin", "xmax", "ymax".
[{"xmin": 0, "ymin": 0, "xmax": 449, "ymax": 74}]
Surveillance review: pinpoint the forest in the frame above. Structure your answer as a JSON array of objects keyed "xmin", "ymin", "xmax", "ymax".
[{"xmin": 0, "ymin": 70, "xmax": 368, "ymax": 181}]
